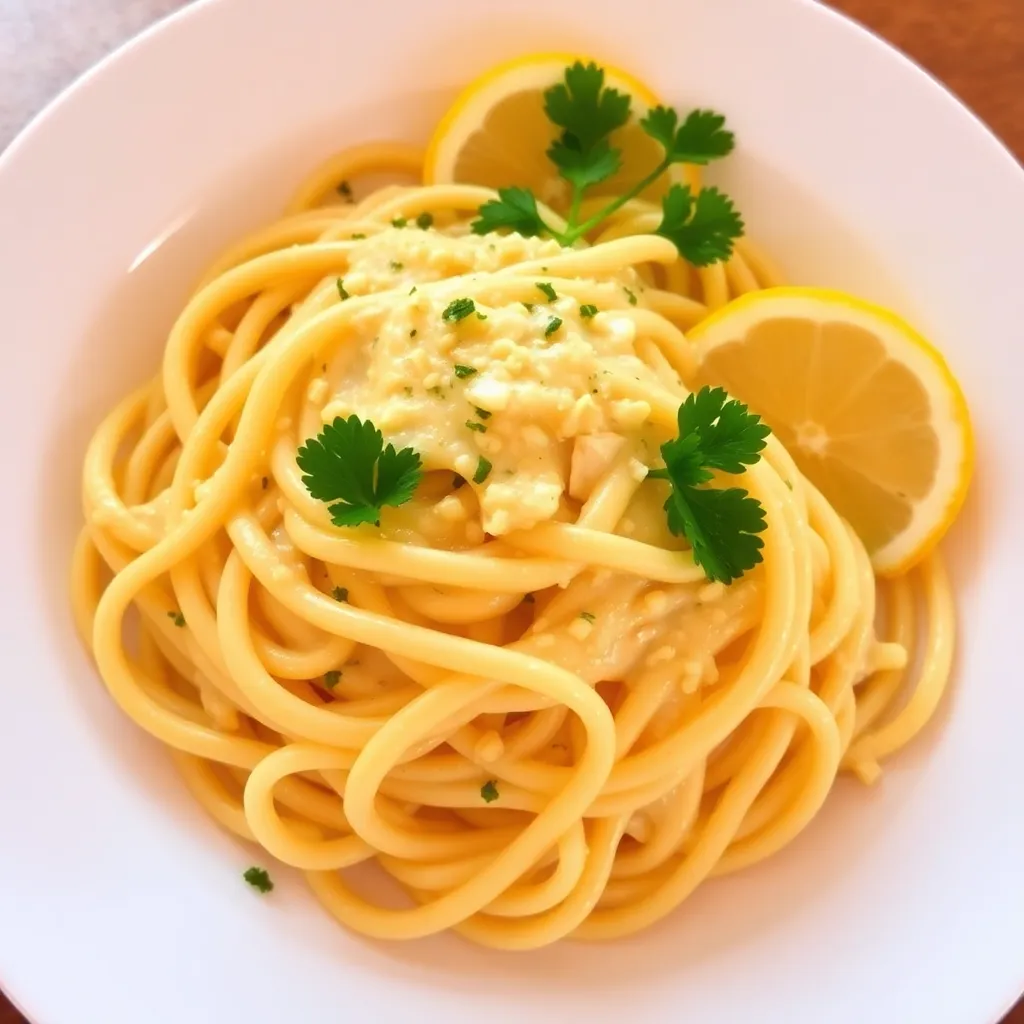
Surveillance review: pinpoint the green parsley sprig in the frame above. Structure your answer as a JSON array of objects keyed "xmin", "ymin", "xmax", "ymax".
[
  {"xmin": 648, "ymin": 387, "xmax": 770, "ymax": 583},
  {"xmin": 471, "ymin": 61, "xmax": 743, "ymax": 266},
  {"xmin": 296, "ymin": 415, "xmax": 422, "ymax": 527}
]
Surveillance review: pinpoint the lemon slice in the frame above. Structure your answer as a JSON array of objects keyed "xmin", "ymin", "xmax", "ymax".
[
  {"xmin": 689, "ymin": 287, "xmax": 973, "ymax": 574},
  {"xmin": 424, "ymin": 52, "xmax": 692, "ymax": 213}
]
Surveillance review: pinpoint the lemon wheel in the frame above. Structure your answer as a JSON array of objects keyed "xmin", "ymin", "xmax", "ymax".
[
  {"xmin": 690, "ymin": 287, "xmax": 973, "ymax": 574},
  {"xmin": 424, "ymin": 52, "xmax": 693, "ymax": 212}
]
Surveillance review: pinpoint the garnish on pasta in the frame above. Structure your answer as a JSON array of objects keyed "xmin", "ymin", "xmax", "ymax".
[
  {"xmin": 471, "ymin": 61, "xmax": 744, "ymax": 264},
  {"xmin": 649, "ymin": 387, "xmax": 770, "ymax": 583},
  {"xmin": 296, "ymin": 415, "xmax": 422, "ymax": 527}
]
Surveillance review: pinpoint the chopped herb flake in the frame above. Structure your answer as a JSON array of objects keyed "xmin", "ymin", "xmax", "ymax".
[
  {"xmin": 536, "ymin": 282, "xmax": 557, "ymax": 302},
  {"xmin": 332, "ymin": 587, "xmax": 349, "ymax": 602},
  {"xmin": 416, "ymin": 212, "xmax": 434, "ymax": 229},
  {"xmin": 473, "ymin": 457, "xmax": 493, "ymax": 484},
  {"xmin": 481, "ymin": 780, "xmax": 499, "ymax": 803},
  {"xmin": 390, "ymin": 260, "xmax": 404, "ymax": 271},
  {"xmin": 243, "ymin": 866, "xmax": 273, "ymax": 893},
  {"xmin": 579, "ymin": 611, "xmax": 596, "ymax": 623},
  {"xmin": 544, "ymin": 316, "xmax": 563, "ymax": 337},
  {"xmin": 580, "ymin": 304, "xmax": 599, "ymax": 318},
  {"xmin": 473, "ymin": 407, "xmax": 493, "ymax": 420},
  {"xmin": 624, "ymin": 286, "xmax": 637, "ymax": 305},
  {"xmin": 391, "ymin": 216, "xmax": 407, "ymax": 228},
  {"xmin": 454, "ymin": 364, "xmax": 478, "ymax": 379},
  {"xmin": 167, "ymin": 611, "xmax": 186, "ymax": 628},
  {"xmin": 324, "ymin": 670, "xmax": 341, "ymax": 688},
  {"xmin": 443, "ymin": 298, "xmax": 476, "ymax": 322},
  {"xmin": 465, "ymin": 420, "xmax": 487, "ymax": 433}
]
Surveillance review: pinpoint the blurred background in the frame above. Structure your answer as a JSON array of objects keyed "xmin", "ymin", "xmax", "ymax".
[{"xmin": 0, "ymin": 0, "xmax": 1021, "ymax": 1021}]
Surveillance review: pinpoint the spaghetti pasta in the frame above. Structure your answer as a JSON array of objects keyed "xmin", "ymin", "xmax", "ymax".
[{"xmin": 72, "ymin": 142, "xmax": 955, "ymax": 949}]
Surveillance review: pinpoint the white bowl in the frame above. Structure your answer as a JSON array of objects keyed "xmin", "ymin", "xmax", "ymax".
[{"xmin": 1, "ymin": 1, "xmax": 1022, "ymax": 1021}]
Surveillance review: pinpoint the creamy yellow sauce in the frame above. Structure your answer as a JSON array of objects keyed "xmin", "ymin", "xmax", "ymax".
[{"xmin": 316, "ymin": 228, "xmax": 661, "ymax": 535}]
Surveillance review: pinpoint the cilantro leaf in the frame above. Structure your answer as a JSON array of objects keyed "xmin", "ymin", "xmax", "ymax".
[
  {"xmin": 243, "ymin": 866, "xmax": 273, "ymax": 893},
  {"xmin": 655, "ymin": 184, "xmax": 744, "ymax": 266},
  {"xmin": 640, "ymin": 107, "xmax": 735, "ymax": 164},
  {"xmin": 296, "ymin": 415, "xmax": 422, "ymax": 528},
  {"xmin": 543, "ymin": 62, "xmax": 631, "ymax": 154},
  {"xmin": 547, "ymin": 135, "xmax": 621, "ymax": 191},
  {"xmin": 650, "ymin": 386, "xmax": 769, "ymax": 583},
  {"xmin": 472, "ymin": 187, "xmax": 546, "ymax": 237}
]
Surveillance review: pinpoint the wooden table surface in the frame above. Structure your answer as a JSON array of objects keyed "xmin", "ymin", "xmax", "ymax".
[{"xmin": 1, "ymin": 0, "xmax": 1021, "ymax": 1021}]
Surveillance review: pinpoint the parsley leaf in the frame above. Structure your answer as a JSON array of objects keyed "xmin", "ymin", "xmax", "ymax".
[
  {"xmin": 453, "ymin": 364, "xmax": 477, "ymax": 379},
  {"xmin": 639, "ymin": 107, "xmax": 735, "ymax": 164},
  {"xmin": 473, "ymin": 457, "xmax": 492, "ymax": 484},
  {"xmin": 469, "ymin": 60, "xmax": 744, "ymax": 267},
  {"xmin": 544, "ymin": 316, "xmax": 563, "ymax": 337},
  {"xmin": 656, "ymin": 185, "xmax": 744, "ymax": 267},
  {"xmin": 481, "ymin": 780, "xmax": 500, "ymax": 803},
  {"xmin": 442, "ymin": 298, "xmax": 476, "ymax": 322},
  {"xmin": 472, "ymin": 186, "xmax": 546, "ymax": 237},
  {"xmin": 243, "ymin": 866, "xmax": 273, "ymax": 893},
  {"xmin": 536, "ymin": 282, "xmax": 557, "ymax": 302},
  {"xmin": 667, "ymin": 385, "xmax": 771, "ymax": 473},
  {"xmin": 547, "ymin": 135, "xmax": 621, "ymax": 191},
  {"xmin": 649, "ymin": 387, "xmax": 769, "ymax": 584},
  {"xmin": 296, "ymin": 415, "xmax": 422, "ymax": 527},
  {"xmin": 543, "ymin": 61, "xmax": 631, "ymax": 154}
]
